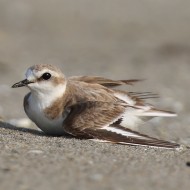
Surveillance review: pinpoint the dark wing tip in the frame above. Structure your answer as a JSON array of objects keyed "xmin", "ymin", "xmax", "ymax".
[{"xmin": 121, "ymin": 79, "xmax": 144, "ymax": 85}]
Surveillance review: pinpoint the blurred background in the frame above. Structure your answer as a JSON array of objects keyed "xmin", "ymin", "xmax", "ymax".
[
  {"xmin": 0, "ymin": 0, "xmax": 190, "ymax": 141},
  {"xmin": 1, "ymin": 1, "xmax": 190, "ymax": 190}
]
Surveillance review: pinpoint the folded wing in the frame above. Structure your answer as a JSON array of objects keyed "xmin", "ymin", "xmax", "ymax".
[{"xmin": 63, "ymin": 101, "xmax": 179, "ymax": 148}]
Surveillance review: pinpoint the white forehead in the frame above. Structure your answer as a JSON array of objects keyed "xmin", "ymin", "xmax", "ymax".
[
  {"xmin": 25, "ymin": 68, "xmax": 35, "ymax": 80},
  {"xmin": 25, "ymin": 67, "xmax": 61, "ymax": 80}
]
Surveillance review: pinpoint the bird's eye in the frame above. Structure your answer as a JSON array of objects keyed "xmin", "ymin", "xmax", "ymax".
[{"xmin": 42, "ymin": 72, "xmax": 51, "ymax": 80}]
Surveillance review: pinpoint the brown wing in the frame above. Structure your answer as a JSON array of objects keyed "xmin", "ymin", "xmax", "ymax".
[
  {"xmin": 63, "ymin": 101, "xmax": 126, "ymax": 137},
  {"xmin": 69, "ymin": 76, "xmax": 141, "ymax": 87},
  {"xmin": 63, "ymin": 101, "xmax": 179, "ymax": 148}
]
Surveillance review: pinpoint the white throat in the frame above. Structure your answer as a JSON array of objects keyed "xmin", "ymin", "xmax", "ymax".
[{"xmin": 29, "ymin": 82, "xmax": 66, "ymax": 109}]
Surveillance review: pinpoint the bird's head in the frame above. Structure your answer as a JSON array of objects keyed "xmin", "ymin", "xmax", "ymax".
[{"xmin": 12, "ymin": 64, "xmax": 67, "ymax": 96}]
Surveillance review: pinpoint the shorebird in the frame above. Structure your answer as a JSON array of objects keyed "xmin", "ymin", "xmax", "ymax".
[{"xmin": 12, "ymin": 64, "xmax": 179, "ymax": 148}]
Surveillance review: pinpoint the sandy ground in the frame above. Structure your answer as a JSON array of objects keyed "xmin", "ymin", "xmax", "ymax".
[{"xmin": 0, "ymin": 0, "xmax": 190, "ymax": 190}]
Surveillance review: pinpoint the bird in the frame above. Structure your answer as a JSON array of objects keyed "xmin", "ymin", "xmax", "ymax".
[{"xmin": 12, "ymin": 64, "xmax": 179, "ymax": 148}]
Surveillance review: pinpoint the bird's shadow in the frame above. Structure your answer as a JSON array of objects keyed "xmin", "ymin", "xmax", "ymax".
[{"xmin": 0, "ymin": 121, "xmax": 72, "ymax": 138}]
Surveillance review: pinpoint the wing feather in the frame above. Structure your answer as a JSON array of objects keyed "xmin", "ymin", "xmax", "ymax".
[
  {"xmin": 85, "ymin": 126, "xmax": 179, "ymax": 148},
  {"xmin": 69, "ymin": 76, "xmax": 141, "ymax": 87}
]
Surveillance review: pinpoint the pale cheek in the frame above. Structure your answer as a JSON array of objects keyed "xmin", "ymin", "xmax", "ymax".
[
  {"xmin": 27, "ymin": 83, "xmax": 39, "ymax": 90},
  {"xmin": 32, "ymin": 83, "xmax": 54, "ymax": 92},
  {"xmin": 42, "ymin": 85, "xmax": 54, "ymax": 92}
]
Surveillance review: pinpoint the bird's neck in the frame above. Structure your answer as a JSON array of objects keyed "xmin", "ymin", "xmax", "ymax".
[{"xmin": 30, "ymin": 83, "xmax": 67, "ymax": 109}]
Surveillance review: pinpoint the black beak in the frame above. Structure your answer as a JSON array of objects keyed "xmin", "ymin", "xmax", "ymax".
[{"xmin": 12, "ymin": 79, "xmax": 32, "ymax": 88}]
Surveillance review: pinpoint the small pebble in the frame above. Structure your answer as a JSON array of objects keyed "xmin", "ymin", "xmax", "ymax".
[{"xmin": 27, "ymin": 150, "xmax": 44, "ymax": 154}]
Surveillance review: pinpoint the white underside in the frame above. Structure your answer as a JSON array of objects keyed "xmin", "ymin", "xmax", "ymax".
[
  {"xmin": 25, "ymin": 86, "xmax": 67, "ymax": 135},
  {"xmin": 26, "ymin": 96, "xmax": 65, "ymax": 135}
]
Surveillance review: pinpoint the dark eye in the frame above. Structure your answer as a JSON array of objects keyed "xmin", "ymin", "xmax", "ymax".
[{"xmin": 42, "ymin": 72, "xmax": 51, "ymax": 80}]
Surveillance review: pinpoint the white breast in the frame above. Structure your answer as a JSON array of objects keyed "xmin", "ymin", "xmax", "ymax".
[{"xmin": 25, "ymin": 94, "xmax": 66, "ymax": 135}]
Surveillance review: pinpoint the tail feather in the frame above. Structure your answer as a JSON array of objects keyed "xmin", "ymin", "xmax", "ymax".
[{"xmin": 136, "ymin": 108, "xmax": 177, "ymax": 117}]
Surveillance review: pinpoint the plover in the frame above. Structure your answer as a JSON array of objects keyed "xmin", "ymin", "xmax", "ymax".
[{"xmin": 12, "ymin": 64, "xmax": 179, "ymax": 148}]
